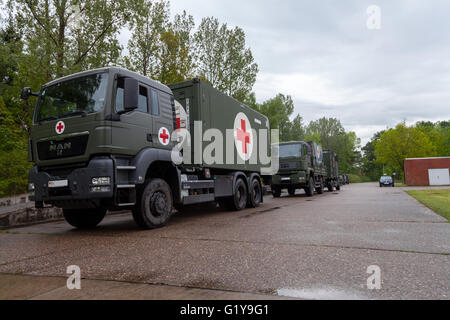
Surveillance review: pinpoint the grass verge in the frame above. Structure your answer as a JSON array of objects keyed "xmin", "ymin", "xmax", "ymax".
[{"xmin": 405, "ymin": 189, "xmax": 450, "ymax": 221}]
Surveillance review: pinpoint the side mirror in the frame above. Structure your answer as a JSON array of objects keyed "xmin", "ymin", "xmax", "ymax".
[
  {"xmin": 123, "ymin": 77, "xmax": 138, "ymax": 112},
  {"xmin": 20, "ymin": 87, "xmax": 32, "ymax": 100},
  {"xmin": 20, "ymin": 87, "xmax": 39, "ymax": 100}
]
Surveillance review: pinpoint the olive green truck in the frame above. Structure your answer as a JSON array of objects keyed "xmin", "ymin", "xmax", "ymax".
[
  {"xmin": 271, "ymin": 141, "xmax": 340, "ymax": 197},
  {"xmin": 22, "ymin": 67, "xmax": 270, "ymax": 229}
]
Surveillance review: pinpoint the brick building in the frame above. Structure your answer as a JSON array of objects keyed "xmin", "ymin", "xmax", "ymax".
[{"xmin": 404, "ymin": 157, "xmax": 450, "ymax": 186}]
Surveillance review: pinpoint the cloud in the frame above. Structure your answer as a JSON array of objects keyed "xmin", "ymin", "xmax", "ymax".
[{"xmin": 165, "ymin": 0, "xmax": 450, "ymax": 145}]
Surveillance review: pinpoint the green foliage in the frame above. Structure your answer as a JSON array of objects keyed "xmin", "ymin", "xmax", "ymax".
[
  {"xmin": 374, "ymin": 122, "xmax": 437, "ymax": 177},
  {"xmin": 194, "ymin": 17, "xmax": 258, "ymax": 102},
  {"xmin": 415, "ymin": 121, "xmax": 450, "ymax": 157},
  {"xmin": 361, "ymin": 131, "xmax": 384, "ymax": 180},
  {"xmin": 0, "ymin": 97, "xmax": 31, "ymax": 197},
  {"xmin": 255, "ymin": 94, "xmax": 294, "ymax": 142},
  {"xmin": 348, "ymin": 173, "xmax": 373, "ymax": 183},
  {"xmin": 305, "ymin": 117, "xmax": 361, "ymax": 173}
]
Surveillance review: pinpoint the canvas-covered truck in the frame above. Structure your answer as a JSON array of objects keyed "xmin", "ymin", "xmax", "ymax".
[
  {"xmin": 22, "ymin": 67, "xmax": 270, "ymax": 229},
  {"xmin": 323, "ymin": 150, "xmax": 340, "ymax": 191},
  {"xmin": 270, "ymin": 141, "xmax": 327, "ymax": 197}
]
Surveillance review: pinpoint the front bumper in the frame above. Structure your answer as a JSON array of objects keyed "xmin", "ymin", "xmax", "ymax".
[
  {"xmin": 29, "ymin": 157, "xmax": 114, "ymax": 203},
  {"xmin": 272, "ymin": 171, "xmax": 307, "ymax": 186}
]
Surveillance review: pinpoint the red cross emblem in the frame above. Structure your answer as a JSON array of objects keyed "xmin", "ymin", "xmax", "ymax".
[
  {"xmin": 236, "ymin": 119, "xmax": 250, "ymax": 154},
  {"xmin": 234, "ymin": 112, "xmax": 253, "ymax": 161},
  {"xmin": 55, "ymin": 121, "xmax": 65, "ymax": 135},
  {"xmin": 158, "ymin": 127, "xmax": 170, "ymax": 146}
]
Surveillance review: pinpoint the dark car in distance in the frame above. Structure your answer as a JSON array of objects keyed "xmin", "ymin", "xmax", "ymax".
[{"xmin": 379, "ymin": 176, "xmax": 394, "ymax": 187}]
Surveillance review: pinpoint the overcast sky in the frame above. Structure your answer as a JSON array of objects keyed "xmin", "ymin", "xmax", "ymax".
[{"xmin": 125, "ymin": 0, "xmax": 450, "ymax": 145}]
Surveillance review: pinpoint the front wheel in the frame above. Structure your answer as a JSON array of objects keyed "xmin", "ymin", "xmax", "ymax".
[
  {"xmin": 316, "ymin": 178, "xmax": 324, "ymax": 194},
  {"xmin": 288, "ymin": 186, "xmax": 296, "ymax": 196},
  {"xmin": 305, "ymin": 177, "xmax": 315, "ymax": 197},
  {"xmin": 132, "ymin": 178, "xmax": 173, "ymax": 229},
  {"xmin": 272, "ymin": 186, "xmax": 281, "ymax": 198},
  {"xmin": 63, "ymin": 208, "xmax": 106, "ymax": 229}
]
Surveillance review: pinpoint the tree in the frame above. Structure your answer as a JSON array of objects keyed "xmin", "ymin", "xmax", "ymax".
[
  {"xmin": 125, "ymin": 0, "xmax": 170, "ymax": 77},
  {"xmin": 286, "ymin": 114, "xmax": 305, "ymax": 142},
  {"xmin": 194, "ymin": 17, "xmax": 258, "ymax": 102},
  {"xmin": 361, "ymin": 131, "xmax": 384, "ymax": 180},
  {"xmin": 14, "ymin": 0, "xmax": 138, "ymax": 80},
  {"xmin": 305, "ymin": 117, "xmax": 360, "ymax": 173},
  {"xmin": 124, "ymin": 2, "xmax": 195, "ymax": 84},
  {"xmin": 254, "ymin": 94, "xmax": 295, "ymax": 142},
  {"xmin": 375, "ymin": 122, "xmax": 436, "ymax": 178},
  {"xmin": 157, "ymin": 11, "xmax": 195, "ymax": 84},
  {"xmin": 415, "ymin": 120, "xmax": 449, "ymax": 157}
]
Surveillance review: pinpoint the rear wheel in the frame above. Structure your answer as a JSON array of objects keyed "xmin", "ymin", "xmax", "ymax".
[
  {"xmin": 336, "ymin": 182, "xmax": 341, "ymax": 191},
  {"xmin": 63, "ymin": 208, "xmax": 106, "ymax": 229},
  {"xmin": 132, "ymin": 178, "xmax": 173, "ymax": 229},
  {"xmin": 305, "ymin": 177, "xmax": 315, "ymax": 197},
  {"xmin": 229, "ymin": 178, "xmax": 248, "ymax": 211},
  {"xmin": 248, "ymin": 178, "xmax": 262, "ymax": 208}
]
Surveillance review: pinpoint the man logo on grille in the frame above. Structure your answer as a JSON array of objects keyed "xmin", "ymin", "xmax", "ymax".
[
  {"xmin": 56, "ymin": 121, "xmax": 65, "ymax": 135},
  {"xmin": 234, "ymin": 112, "xmax": 254, "ymax": 161}
]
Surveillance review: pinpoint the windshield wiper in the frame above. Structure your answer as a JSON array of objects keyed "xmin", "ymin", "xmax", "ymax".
[
  {"xmin": 38, "ymin": 116, "xmax": 58, "ymax": 123},
  {"xmin": 38, "ymin": 110, "xmax": 88, "ymax": 124},
  {"xmin": 58, "ymin": 110, "xmax": 88, "ymax": 119}
]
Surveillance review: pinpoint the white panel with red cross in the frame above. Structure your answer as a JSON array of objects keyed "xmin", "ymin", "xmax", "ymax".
[
  {"xmin": 233, "ymin": 112, "xmax": 254, "ymax": 161},
  {"xmin": 55, "ymin": 121, "xmax": 65, "ymax": 135},
  {"xmin": 158, "ymin": 127, "xmax": 171, "ymax": 146}
]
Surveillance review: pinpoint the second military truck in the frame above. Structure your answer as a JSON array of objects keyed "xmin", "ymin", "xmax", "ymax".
[
  {"xmin": 271, "ymin": 141, "xmax": 329, "ymax": 197},
  {"xmin": 24, "ymin": 67, "xmax": 271, "ymax": 229}
]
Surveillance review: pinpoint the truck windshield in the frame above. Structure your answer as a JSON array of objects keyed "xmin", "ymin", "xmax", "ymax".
[
  {"xmin": 35, "ymin": 73, "xmax": 108, "ymax": 122},
  {"xmin": 279, "ymin": 144, "xmax": 302, "ymax": 158}
]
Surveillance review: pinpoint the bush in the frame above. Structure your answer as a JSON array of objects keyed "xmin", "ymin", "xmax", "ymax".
[{"xmin": 348, "ymin": 174, "xmax": 373, "ymax": 183}]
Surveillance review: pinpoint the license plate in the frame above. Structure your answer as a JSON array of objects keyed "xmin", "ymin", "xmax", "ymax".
[
  {"xmin": 48, "ymin": 180, "xmax": 68, "ymax": 188},
  {"xmin": 281, "ymin": 177, "xmax": 291, "ymax": 181}
]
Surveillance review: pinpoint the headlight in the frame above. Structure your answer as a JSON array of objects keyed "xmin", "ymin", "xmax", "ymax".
[
  {"xmin": 28, "ymin": 183, "xmax": 35, "ymax": 191},
  {"xmin": 91, "ymin": 177, "xmax": 111, "ymax": 185}
]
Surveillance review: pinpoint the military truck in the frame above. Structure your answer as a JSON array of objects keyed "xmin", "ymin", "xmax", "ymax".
[
  {"xmin": 22, "ymin": 67, "xmax": 270, "ymax": 229},
  {"xmin": 323, "ymin": 150, "xmax": 340, "ymax": 191},
  {"xmin": 271, "ymin": 141, "xmax": 327, "ymax": 197}
]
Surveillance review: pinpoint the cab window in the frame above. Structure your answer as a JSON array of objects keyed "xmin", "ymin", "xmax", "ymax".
[
  {"xmin": 115, "ymin": 78, "xmax": 124, "ymax": 112},
  {"xmin": 138, "ymin": 86, "xmax": 148, "ymax": 113},
  {"xmin": 151, "ymin": 89, "xmax": 159, "ymax": 116}
]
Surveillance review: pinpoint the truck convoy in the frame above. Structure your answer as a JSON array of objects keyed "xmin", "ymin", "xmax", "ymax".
[
  {"xmin": 22, "ymin": 66, "xmax": 343, "ymax": 230},
  {"xmin": 271, "ymin": 141, "xmax": 339, "ymax": 197},
  {"xmin": 22, "ymin": 67, "xmax": 270, "ymax": 229}
]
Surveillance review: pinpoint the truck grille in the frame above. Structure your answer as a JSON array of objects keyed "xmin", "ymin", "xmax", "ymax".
[
  {"xmin": 37, "ymin": 135, "xmax": 89, "ymax": 160},
  {"xmin": 280, "ymin": 162, "xmax": 297, "ymax": 169}
]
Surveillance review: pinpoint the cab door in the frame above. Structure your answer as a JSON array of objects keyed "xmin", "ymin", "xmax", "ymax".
[
  {"xmin": 150, "ymin": 88, "xmax": 175, "ymax": 151},
  {"xmin": 111, "ymin": 79, "xmax": 154, "ymax": 154}
]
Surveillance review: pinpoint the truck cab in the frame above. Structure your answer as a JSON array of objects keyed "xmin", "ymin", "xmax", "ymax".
[{"xmin": 271, "ymin": 141, "xmax": 326, "ymax": 197}]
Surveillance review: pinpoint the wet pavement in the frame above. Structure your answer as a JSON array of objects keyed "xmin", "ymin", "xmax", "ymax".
[{"xmin": 0, "ymin": 183, "xmax": 449, "ymax": 300}]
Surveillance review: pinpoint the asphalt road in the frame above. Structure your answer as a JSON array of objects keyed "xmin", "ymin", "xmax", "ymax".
[{"xmin": 1, "ymin": 183, "xmax": 449, "ymax": 300}]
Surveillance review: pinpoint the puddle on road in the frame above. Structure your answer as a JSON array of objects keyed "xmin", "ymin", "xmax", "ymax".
[{"xmin": 277, "ymin": 287, "xmax": 367, "ymax": 300}]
